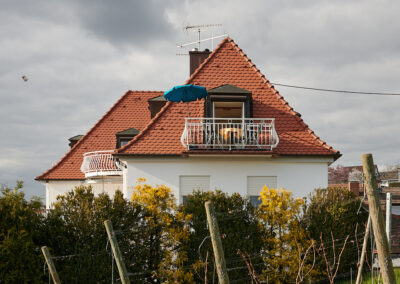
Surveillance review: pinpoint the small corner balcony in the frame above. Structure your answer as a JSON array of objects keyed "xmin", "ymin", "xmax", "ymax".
[
  {"xmin": 80, "ymin": 150, "xmax": 122, "ymax": 178},
  {"xmin": 181, "ymin": 118, "xmax": 279, "ymax": 151}
]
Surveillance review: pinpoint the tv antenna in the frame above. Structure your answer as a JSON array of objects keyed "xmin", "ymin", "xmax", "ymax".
[{"xmin": 177, "ymin": 24, "xmax": 227, "ymax": 51}]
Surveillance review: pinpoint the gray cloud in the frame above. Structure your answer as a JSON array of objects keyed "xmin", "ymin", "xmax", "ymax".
[
  {"xmin": 1, "ymin": 0, "xmax": 399, "ymax": 199},
  {"xmin": 70, "ymin": 0, "xmax": 177, "ymax": 48}
]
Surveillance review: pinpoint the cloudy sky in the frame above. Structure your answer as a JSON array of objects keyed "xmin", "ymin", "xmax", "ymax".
[{"xmin": 1, "ymin": 0, "xmax": 399, "ymax": 199}]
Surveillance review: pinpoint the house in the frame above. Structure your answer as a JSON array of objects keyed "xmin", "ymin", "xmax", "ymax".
[{"xmin": 36, "ymin": 37, "xmax": 340, "ymax": 209}]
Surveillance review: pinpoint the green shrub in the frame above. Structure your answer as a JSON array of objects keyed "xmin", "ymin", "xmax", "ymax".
[
  {"xmin": 303, "ymin": 187, "xmax": 369, "ymax": 280},
  {"xmin": 0, "ymin": 181, "xmax": 44, "ymax": 283},
  {"xmin": 179, "ymin": 190, "xmax": 264, "ymax": 283}
]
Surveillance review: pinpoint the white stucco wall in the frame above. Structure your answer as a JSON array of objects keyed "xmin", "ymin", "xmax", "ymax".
[
  {"xmin": 44, "ymin": 178, "xmax": 123, "ymax": 209},
  {"xmin": 121, "ymin": 156, "xmax": 333, "ymax": 202}
]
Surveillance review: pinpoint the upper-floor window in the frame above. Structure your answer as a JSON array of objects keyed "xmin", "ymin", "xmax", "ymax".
[
  {"xmin": 204, "ymin": 84, "xmax": 252, "ymax": 119},
  {"xmin": 213, "ymin": 101, "xmax": 244, "ymax": 118}
]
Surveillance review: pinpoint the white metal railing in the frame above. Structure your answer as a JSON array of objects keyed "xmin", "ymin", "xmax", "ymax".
[
  {"xmin": 181, "ymin": 118, "xmax": 279, "ymax": 150},
  {"xmin": 80, "ymin": 150, "xmax": 122, "ymax": 178}
]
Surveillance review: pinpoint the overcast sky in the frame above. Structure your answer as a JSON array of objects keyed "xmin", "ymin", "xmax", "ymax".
[{"xmin": 1, "ymin": 0, "xmax": 399, "ymax": 199}]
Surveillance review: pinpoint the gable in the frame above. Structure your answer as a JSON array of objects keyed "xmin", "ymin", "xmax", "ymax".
[{"xmin": 117, "ymin": 38, "xmax": 340, "ymax": 158}]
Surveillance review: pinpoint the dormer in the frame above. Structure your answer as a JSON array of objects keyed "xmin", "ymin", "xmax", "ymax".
[
  {"xmin": 148, "ymin": 95, "xmax": 167, "ymax": 118},
  {"xmin": 204, "ymin": 84, "xmax": 252, "ymax": 118},
  {"xmin": 116, "ymin": 128, "xmax": 140, "ymax": 148}
]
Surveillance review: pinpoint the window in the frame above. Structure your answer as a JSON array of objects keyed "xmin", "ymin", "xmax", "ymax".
[
  {"xmin": 247, "ymin": 176, "xmax": 277, "ymax": 207},
  {"xmin": 116, "ymin": 128, "xmax": 139, "ymax": 148},
  {"xmin": 180, "ymin": 175, "xmax": 210, "ymax": 204},
  {"xmin": 119, "ymin": 138, "xmax": 133, "ymax": 147},
  {"xmin": 204, "ymin": 84, "xmax": 252, "ymax": 118}
]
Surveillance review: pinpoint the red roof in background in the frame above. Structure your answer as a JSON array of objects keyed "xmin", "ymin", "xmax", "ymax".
[
  {"xmin": 36, "ymin": 91, "xmax": 163, "ymax": 180},
  {"xmin": 117, "ymin": 37, "xmax": 340, "ymax": 158}
]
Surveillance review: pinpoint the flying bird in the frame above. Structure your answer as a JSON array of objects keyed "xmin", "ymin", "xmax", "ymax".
[{"xmin": 22, "ymin": 75, "xmax": 28, "ymax": 82}]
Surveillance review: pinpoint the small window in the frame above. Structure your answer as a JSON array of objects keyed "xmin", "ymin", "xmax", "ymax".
[
  {"xmin": 247, "ymin": 176, "xmax": 277, "ymax": 207},
  {"xmin": 180, "ymin": 175, "xmax": 210, "ymax": 204},
  {"xmin": 116, "ymin": 128, "xmax": 140, "ymax": 148},
  {"xmin": 119, "ymin": 138, "xmax": 133, "ymax": 147}
]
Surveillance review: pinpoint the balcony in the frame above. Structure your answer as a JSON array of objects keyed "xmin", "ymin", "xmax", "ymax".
[
  {"xmin": 80, "ymin": 150, "xmax": 122, "ymax": 178},
  {"xmin": 181, "ymin": 118, "xmax": 279, "ymax": 151}
]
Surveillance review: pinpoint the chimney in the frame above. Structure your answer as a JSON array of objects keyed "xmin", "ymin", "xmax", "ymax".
[
  {"xmin": 189, "ymin": 48, "xmax": 211, "ymax": 75},
  {"xmin": 348, "ymin": 181, "xmax": 360, "ymax": 196}
]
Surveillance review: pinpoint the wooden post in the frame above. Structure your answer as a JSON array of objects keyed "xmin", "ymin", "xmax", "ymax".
[
  {"xmin": 41, "ymin": 246, "xmax": 61, "ymax": 284},
  {"xmin": 361, "ymin": 154, "xmax": 396, "ymax": 284},
  {"xmin": 205, "ymin": 201, "xmax": 229, "ymax": 284},
  {"xmin": 356, "ymin": 215, "xmax": 371, "ymax": 284},
  {"xmin": 386, "ymin": 193, "xmax": 392, "ymax": 250},
  {"xmin": 104, "ymin": 220, "xmax": 131, "ymax": 284}
]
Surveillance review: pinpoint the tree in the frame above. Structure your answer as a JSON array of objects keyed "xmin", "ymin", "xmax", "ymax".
[
  {"xmin": 131, "ymin": 178, "xmax": 194, "ymax": 283},
  {"xmin": 0, "ymin": 181, "xmax": 44, "ymax": 283},
  {"xmin": 303, "ymin": 187, "xmax": 369, "ymax": 280},
  {"xmin": 43, "ymin": 185, "xmax": 151, "ymax": 283},
  {"xmin": 328, "ymin": 165, "xmax": 350, "ymax": 183},
  {"xmin": 257, "ymin": 187, "xmax": 310, "ymax": 284},
  {"xmin": 179, "ymin": 190, "xmax": 264, "ymax": 283},
  {"xmin": 348, "ymin": 168, "xmax": 363, "ymax": 182}
]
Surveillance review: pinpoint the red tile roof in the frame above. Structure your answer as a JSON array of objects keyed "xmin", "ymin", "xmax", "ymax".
[
  {"xmin": 36, "ymin": 91, "xmax": 163, "ymax": 180},
  {"xmin": 117, "ymin": 37, "xmax": 340, "ymax": 158}
]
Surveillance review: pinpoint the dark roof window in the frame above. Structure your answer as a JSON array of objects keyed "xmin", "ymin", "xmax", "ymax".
[
  {"xmin": 68, "ymin": 135, "xmax": 83, "ymax": 148},
  {"xmin": 148, "ymin": 95, "xmax": 167, "ymax": 118},
  {"xmin": 116, "ymin": 128, "xmax": 140, "ymax": 148}
]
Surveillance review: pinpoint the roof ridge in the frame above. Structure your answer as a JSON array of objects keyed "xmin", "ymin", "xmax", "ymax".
[
  {"xmin": 37, "ymin": 90, "xmax": 137, "ymax": 180},
  {"xmin": 227, "ymin": 38, "xmax": 340, "ymax": 156},
  {"xmin": 117, "ymin": 38, "xmax": 230, "ymax": 154}
]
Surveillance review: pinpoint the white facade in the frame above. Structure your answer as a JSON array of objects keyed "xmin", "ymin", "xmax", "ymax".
[
  {"xmin": 120, "ymin": 155, "xmax": 333, "ymax": 202},
  {"xmin": 44, "ymin": 178, "xmax": 122, "ymax": 209}
]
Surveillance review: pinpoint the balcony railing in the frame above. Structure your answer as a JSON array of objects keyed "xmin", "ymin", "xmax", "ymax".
[
  {"xmin": 80, "ymin": 150, "xmax": 122, "ymax": 178},
  {"xmin": 181, "ymin": 118, "xmax": 279, "ymax": 150}
]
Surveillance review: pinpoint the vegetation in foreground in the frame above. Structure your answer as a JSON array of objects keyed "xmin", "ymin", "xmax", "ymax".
[{"xmin": 0, "ymin": 181, "xmax": 369, "ymax": 283}]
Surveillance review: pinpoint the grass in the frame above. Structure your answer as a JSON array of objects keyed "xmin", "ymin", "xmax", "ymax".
[{"xmin": 336, "ymin": 268, "xmax": 400, "ymax": 284}]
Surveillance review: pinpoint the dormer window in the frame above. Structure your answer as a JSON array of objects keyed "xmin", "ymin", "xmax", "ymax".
[
  {"xmin": 204, "ymin": 84, "xmax": 252, "ymax": 118},
  {"xmin": 116, "ymin": 128, "xmax": 139, "ymax": 148}
]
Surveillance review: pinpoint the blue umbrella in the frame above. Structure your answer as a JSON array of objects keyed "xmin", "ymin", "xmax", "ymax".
[
  {"xmin": 164, "ymin": 84, "xmax": 208, "ymax": 102},
  {"xmin": 164, "ymin": 84, "xmax": 208, "ymax": 116}
]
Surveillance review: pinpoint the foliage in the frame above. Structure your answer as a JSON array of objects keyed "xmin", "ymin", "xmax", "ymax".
[
  {"xmin": 43, "ymin": 185, "xmax": 151, "ymax": 283},
  {"xmin": 257, "ymin": 187, "xmax": 310, "ymax": 284},
  {"xmin": 0, "ymin": 181, "xmax": 44, "ymax": 283},
  {"xmin": 0, "ymin": 181, "xmax": 373, "ymax": 283},
  {"xmin": 179, "ymin": 190, "xmax": 264, "ymax": 283},
  {"xmin": 303, "ymin": 187, "xmax": 369, "ymax": 280},
  {"xmin": 131, "ymin": 178, "xmax": 194, "ymax": 283}
]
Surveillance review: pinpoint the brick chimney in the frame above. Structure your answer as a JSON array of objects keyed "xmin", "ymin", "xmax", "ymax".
[
  {"xmin": 189, "ymin": 48, "xmax": 211, "ymax": 75},
  {"xmin": 348, "ymin": 181, "xmax": 360, "ymax": 196}
]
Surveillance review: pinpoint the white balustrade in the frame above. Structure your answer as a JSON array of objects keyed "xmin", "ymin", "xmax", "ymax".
[
  {"xmin": 80, "ymin": 150, "xmax": 122, "ymax": 178},
  {"xmin": 181, "ymin": 118, "xmax": 279, "ymax": 150}
]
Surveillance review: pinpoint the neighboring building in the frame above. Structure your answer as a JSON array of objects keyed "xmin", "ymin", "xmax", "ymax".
[{"xmin": 37, "ymin": 37, "xmax": 340, "ymax": 208}]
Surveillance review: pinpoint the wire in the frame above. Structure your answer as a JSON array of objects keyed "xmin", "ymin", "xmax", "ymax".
[{"xmin": 270, "ymin": 82, "xmax": 400, "ymax": 96}]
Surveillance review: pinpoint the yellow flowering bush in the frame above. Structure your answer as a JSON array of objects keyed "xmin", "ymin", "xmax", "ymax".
[
  {"xmin": 131, "ymin": 178, "xmax": 194, "ymax": 283},
  {"xmin": 258, "ymin": 187, "xmax": 310, "ymax": 283}
]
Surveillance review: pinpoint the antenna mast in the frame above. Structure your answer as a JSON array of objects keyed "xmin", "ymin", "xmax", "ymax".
[{"xmin": 178, "ymin": 24, "xmax": 226, "ymax": 51}]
